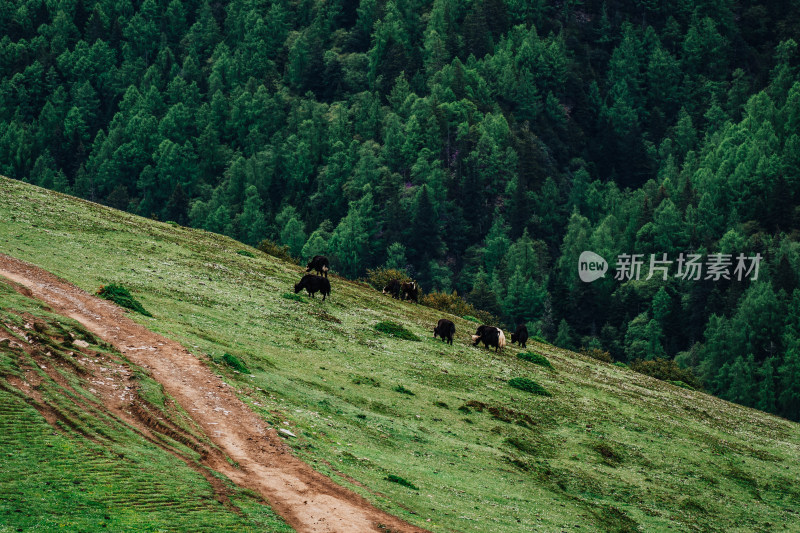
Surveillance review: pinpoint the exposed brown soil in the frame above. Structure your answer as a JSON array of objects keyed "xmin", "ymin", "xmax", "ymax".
[{"xmin": 0, "ymin": 253, "xmax": 428, "ymax": 533}]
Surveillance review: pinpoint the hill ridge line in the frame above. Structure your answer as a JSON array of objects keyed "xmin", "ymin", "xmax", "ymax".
[{"xmin": 0, "ymin": 252, "xmax": 427, "ymax": 533}]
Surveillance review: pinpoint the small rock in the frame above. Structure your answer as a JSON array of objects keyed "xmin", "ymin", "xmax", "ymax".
[
  {"xmin": 73, "ymin": 340, "xmax": 90, "ymax": 348},
  {"xmin": 278, "ymin": 429, "xmax": 296, "ymax": 438}
]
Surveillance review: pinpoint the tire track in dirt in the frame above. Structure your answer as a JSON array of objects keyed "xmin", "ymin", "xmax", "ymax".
[{"xmin": 0, "ymin": 253, "xmax": 428, "ymax": 533}]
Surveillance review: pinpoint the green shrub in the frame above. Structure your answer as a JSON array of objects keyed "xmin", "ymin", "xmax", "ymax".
[
  {"xmin": 236, "ymin": 250, "xmax": 255, "ymax": 258},
  {"xmin": 505, "ymin": 436, "xmax": 541, "ymax": 456},
  {"xmin": 629, "ymin": 358, "xmax": 703, "ymax": 390},
  {"xmin": 517, "ymin": 351, "xmax": 553, "ymax": 368},
  {"xmin": 393, "ymin": 384, "xmax": 415, "ymax": 395},
  {"xmin": 221, "ymin": 353, "xmax": 250, "ymax": 374},
  {"xmin": 385, "ymin": 474, "xmax": 419, "ymax": 490},
  {"xmin": 593, "ymin": 442, "xmax": 623, "ymax": 465},
  {"xmin": 257, "ymin": 239, "xmax": 299, "ymax": 264},
  {"xmin": 282, "ymin": 292, "xmax": 306, "ymax": 302},
  {"xmin": 669, "ymin": 380, "xmax": 696, "ymax": 390},
  {"xmin": 614, "ymin": 361, "xmax": 629, "ymax": 369},
  {"xmin": 580, "ymin": 347, "xmax": 613, "ymax": 363},
  {"xmin": 421, "ymin": 291, "xmax": 501, "ymax": 327},
  {"xmin": 508, "ymin": 377, "xmax": 551, "ymax": 397},
  {"xmin": 96, "ymin": 284, "xmax": 152, "ymax": 317},
  {"xmin": 366, "ymin": 268, "xmax": 411, "ymax": 291},
  {"xmin": 374, "ymin": 321, "xmax": 420, "ymax": 341},
  {"xmin": 531, "ymin": 335, "xmax": 550, "ymax": 344}
]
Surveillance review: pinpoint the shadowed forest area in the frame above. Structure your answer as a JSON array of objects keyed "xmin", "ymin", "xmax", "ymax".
[{"xmin": 1, "ymin": 0, "xmax": 799, "ymax": 420}]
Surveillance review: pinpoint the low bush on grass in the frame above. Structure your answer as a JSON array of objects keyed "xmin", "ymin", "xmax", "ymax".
[
  {"xmin": 257, "ymin": 239, "xmax": 299, "ymax": 264},
  {"xmin": 282, "ymin": 292, "xmax": 305, "ymax": 303},
  {"xmin": 593, "ymin": 441, "xmax": 623, "ymax": 465},
  {"xmin": 385, "ymin": 474, "xmax": 418, "ymax": 490},
  {"xmin": 96, "ymin": 284, "xmax": 152, "ymax": 317},
  {"xmin": 580, "ymin": 347, "xmax": 613, "ymax": 363},
  {"xmin": 531, "ymin": 335, "xmax": 550, "ymax": 344},
  {"xmin": 352, "ymin": 375, "xmax": 380, "ymax": 387},
  {"xmin": 374, "ymin": 321, "xmax": 420, "ymax": 341},
  {"xmin": 419, "ymin": 292, "xmax": 499, "ymax": 326},
  {"xmin": 505, "ymin": 436, "xmax": 541, "ymax": 456},
  {"xmin": 393, "ymin": 384, "xmax": 415, "ymax": 395},
  {"xmin": 236, "ymin": 250, "xmax": 255, "ymax": 258},
  {"xmin": 222, "ymin": 353, "xmax": 250, "ymax": 374},
  {"xmin": 517, "ymin": 351, "xmax": 552, "ymax": 368},
  {"xmin": 310, "ymin": 309, "xmax": 341, "ymax": 323},
  {"xmin": 365, "ymin": 268, "xmax": 411, "ymax": 291},
  {"xmin": 508, "ymin": 377, "xmax": 551, "ymax": 397},
  {"xmin": 669, "ymin": 380, "xmax": 696, "ymax": 390},
  {"xmin": 629, "ymin": 358, "xmax": 703, "ymax": 390}
]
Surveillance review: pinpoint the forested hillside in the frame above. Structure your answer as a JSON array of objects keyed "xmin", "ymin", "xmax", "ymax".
[{"xmin": 1, "ymin": 0, "xmax": 799, "ymax": 419}]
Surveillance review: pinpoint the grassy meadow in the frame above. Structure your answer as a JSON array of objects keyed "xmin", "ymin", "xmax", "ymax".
[{"xmin": 1, "ymin": 176, "xmax": 800, "ymax": 532}]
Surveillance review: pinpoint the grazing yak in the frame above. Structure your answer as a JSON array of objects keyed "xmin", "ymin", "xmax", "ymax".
[
  {"xmin": 382, "ymin": 279, "xmax": 419, "ymax": 302},
  {"xmin": 401, "ymin": 281, "xmax": 419, "ymax": 303},
  {"xmin": 510, "ymin": 324, "xmax": 529, "ymax": 348},
  {"xmin": 382, "ymin": 279, "xmax": 402, "ymax": 299},
  {"xmin": 306, "ymin": 255, "xmax": 329, "ymax": 277},
  {"xmin": 471, "ymin": 325, "xmax": 506, "ymax": 353},
  {"xmin": 294, "ymin": 274, "xmax": 331, "ymax": 301},
  {"xmin": 433, "ymin": 319, "xmax": 456, "ymax": 345}
]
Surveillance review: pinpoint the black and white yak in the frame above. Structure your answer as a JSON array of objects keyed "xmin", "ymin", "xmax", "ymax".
[{"xmin": 471, "ymin": 325, "xmax": 506, "ymax": 353}]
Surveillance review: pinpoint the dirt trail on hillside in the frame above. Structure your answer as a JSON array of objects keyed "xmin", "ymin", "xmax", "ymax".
[{"xmin": 0, "ymin": 253, "xmax": 427, "ymax": 533}]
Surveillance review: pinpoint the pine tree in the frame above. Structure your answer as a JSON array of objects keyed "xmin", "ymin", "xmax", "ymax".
[
  {"xmin": 384, "ymin": 242, "xmax": 408, "ymax": 271},
  {"xmin": 301, "ymin": 220, "xmax": 333, "ymax": 261},
  {"xmin": 237, "ymin": 186, "xmax": 268, "ymax": 246}
]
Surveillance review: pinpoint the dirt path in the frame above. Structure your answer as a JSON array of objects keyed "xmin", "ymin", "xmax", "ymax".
[{"xmin": 0, "ymin": 253, "xmax": 427, "ymax": 533}]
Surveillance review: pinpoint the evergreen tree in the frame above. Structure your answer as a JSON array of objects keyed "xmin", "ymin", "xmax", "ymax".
[
  {"xmin": 384, "ymin": 242, "xmax": 408, "ymax": 271},
  {"xmin": 237, "ymin": 186, "xmax": 268, "ymax": 246},
  {"xmin": 302, "ymin": 220, "xmax": 333, "ymax": 261}
]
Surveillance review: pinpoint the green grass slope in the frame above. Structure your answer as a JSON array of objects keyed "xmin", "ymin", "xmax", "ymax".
[
  {"xmin": 0, "ymin": 276, "xmax": 292, "ymax": 532},
  {"xmin": 2, "ymin": 176, "xmax": 799, "ymax": 532}
]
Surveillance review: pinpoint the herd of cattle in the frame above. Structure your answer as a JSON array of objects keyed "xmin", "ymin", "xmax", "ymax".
[{"xmin": 292, "ymin": 255, "xmax": 530, "ymax": 352}]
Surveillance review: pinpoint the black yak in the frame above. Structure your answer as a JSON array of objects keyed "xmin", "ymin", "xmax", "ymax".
[
  {"xmin": 294, "ymin": 275, "xmax": 331, "ymax": 301},
  {"xmin": 401, "ymin": 281, "xmax": 419, "ymax": 302},
  {"xmin": 433, "ymin": 319, "xmax": 456, "ymax": 345},
  {"xmin": 510, "ymin": 324, "xmax": 529, "ymax": 348},
  {"xmin": 382, "ymin": 279, "xmax": 402, "ymax": 299},
  {"xmin": 306, "ymin": 255, "xmax": 330, "ymax": 277}
]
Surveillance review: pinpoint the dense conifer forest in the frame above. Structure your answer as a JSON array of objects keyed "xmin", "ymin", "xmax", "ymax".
[{"xmin": 1, "ymin": 0, "xmax": 799, "ymax": 420}]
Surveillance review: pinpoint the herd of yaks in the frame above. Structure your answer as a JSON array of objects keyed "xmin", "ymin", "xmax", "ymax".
[{"xmin": 292, "ymin": 255, "xmax": 530, "ymax": 353}]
